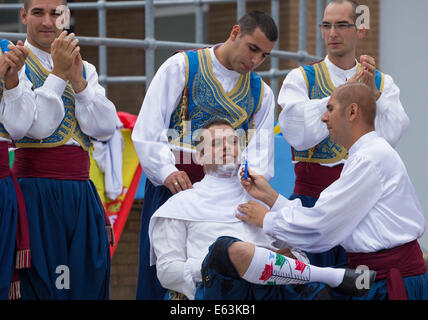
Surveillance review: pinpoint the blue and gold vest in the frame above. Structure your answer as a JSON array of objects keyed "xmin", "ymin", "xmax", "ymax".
[
  {"xmin": 169, "ymin": 48, "xmax": 264, "ymax": 149},
  {"xmin": 14, "ymin": 48, "xmax": 92, "ymax": 151},
  {"xmin": 0, "ymin": 38, "xmax": 12, "ymax": 139},
  {"xmin": 294, "ymin": 60, "xmax": 384, "ymax": 164}
]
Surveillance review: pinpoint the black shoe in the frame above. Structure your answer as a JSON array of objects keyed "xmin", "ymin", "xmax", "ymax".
[{"xmin": 334, "ymin": 268, "xmax": 377, "ymax": 297}]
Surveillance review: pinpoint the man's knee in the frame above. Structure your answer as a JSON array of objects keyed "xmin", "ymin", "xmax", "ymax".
[
  {"xmin": 228, "ymin": 242, "xmax": 255, "ymax": 277},
  {"xmin": 202, "ymin": 236, "xmax": 241, "ymax": 278}
]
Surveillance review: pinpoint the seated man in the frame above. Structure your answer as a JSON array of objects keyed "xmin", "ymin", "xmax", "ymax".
[{"xmin": 149, "ymin": 119, "xmax": 375, "ymax": 300}]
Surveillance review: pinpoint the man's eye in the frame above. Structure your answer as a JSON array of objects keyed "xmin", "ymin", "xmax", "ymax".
[
  {"xmin": 249, "ymin": 46, "xmax": 257, "ymax": 52},
  {"xmin": 336, "ymin": 23, "xmax": 349, "ymax": 29}
]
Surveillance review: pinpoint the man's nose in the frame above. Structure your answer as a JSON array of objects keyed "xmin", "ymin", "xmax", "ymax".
[
  {"xmin": 328, "ymin": 26, "xmax": 340, "ymax": 37},
  {"xmin": 251, "ymin": 54, "xmax": 264, "ymax": 69},
  {"xmin": 42, "ymin": 13, "xmax": 54, "ymax": 26},
  {"xmin": 321, "ymin": 111, "xmax": 328, "ymax": 123}
]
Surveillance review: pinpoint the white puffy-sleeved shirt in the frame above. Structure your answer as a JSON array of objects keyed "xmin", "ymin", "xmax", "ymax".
[
  {"xmin": 149, "ymin": 174, "xmax": 308, "ymax": 300},
  {"xmin": 263, "ymin": 131, "xmax": 426, "ymax": 254},
  {"xmin": 132, "ymin": 44, "xmax": 275, "ymax": 186},
  {"xmin": 278, "ymin": 55, "xmax": 410, "ymax": 158},
  {"xmin": 2, "ymin": 40, "xmax": 117, "ymax": 143},
  {"xmin": 0, "ymin": 75, "xmax": 36, "ymax": 142}
]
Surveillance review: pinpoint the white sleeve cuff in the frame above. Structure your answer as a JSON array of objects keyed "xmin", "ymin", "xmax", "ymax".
[
  {"xmin": 375, "ymin": 92, "xmax": 388, "ymax": 115},
  {"xmin": 159, "ymin": 165, "xmax": 179, "ymax": 186},
  {"xmin": 42, "ymin": 74, "xmax": 67, "ymax": 96},
  {"xmin": 74, "ymin": 83, "xmax": 94, "ymax": 105},
  {"xmin": 271, "ymin": 193, "xmax": 290, "ymax": 212},
  {"xmin": 262, "ymin": 210, "xmax": 278, "ymax": 237},
  {"xmin": 183, "ymin": 260, "xmax": 202, "ymax": 300},
  {"xmin": 3, "ymin": 84, "xmax": 22, "ymax": 101}
]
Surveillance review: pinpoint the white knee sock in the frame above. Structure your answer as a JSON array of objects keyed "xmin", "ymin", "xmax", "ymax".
[{"xmin": 242, "ymin": 246, "xmax": 345, "ymax": 287}]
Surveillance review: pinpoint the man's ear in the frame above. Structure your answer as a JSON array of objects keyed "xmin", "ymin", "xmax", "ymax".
[
  {"xmin": 348, "ymin": 103, "xmax": 359, "ymax": 121},
  {"xmin": 357, "ymin": 26, "xmax": 367, "ymax": 40},
  {"xmin": 230, "ymin": 25, "xmax": 241, "ymax": 41},
  {"xmin": 20, "ymin": 7, "xmax": 27, "ymax": 25}
]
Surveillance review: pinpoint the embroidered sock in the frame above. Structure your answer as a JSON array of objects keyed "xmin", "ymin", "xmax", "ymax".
[{"xmin": 242, "ymin": 246, "xmax": 345, "ymax": 287}]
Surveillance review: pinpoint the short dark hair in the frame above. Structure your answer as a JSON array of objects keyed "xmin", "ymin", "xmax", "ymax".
[
  {"xmin": 327, "ymin": 0, "xmax": 360, "ymax": 23},
  {"xmin": 24, "ymin": 0, "xmax": 68, "ymax": 10},
  {"xmin": 237, "ymin": 10, "xmax": 278, "ymax": 42}
]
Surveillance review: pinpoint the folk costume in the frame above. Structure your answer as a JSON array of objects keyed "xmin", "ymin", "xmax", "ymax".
[
  {"xmin": 132, "ymin": 44, "xmax": 275, "ymax": 299},
  {"xmin": 265, "ymin": 132, "xmax": 427, "ymax": 300},
  {"xmin": 8, "ymin": 41, "xmax": 116, "ymax": 299},
  {"xmin": 277, "ymin": 56, "xmax": 410, "ymax": 268},
  {"xmin": 0, "ymin": 38, "xmax": 34, "ymax": 300}
]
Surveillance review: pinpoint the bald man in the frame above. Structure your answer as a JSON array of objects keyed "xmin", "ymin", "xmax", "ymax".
[
  {"xmin": 277, "ymin": 0, "xmax": 410, "ymax": 270},
  {"xmin": 229, "ymin": 83, "xmax": 427, "ymax": 300}
]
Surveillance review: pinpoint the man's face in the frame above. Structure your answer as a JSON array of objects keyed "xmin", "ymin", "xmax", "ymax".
[
  {"xmin": 321, "ymin": 2, "xmax": 361, "ymax": 58},
  {"xmin": 199, "ymin": 125, "xmax": 241, "ymax": 167},
  {"xmin": 229, "ymin": 26, "xmax": 276, "ymax": 74},
  {"xmin": 321, "ymin": 93, "xmax": 349, "ymax": 146},
  {"xmin": 21, "ymin": 0, "xmax": 66, "ymax": 51}
]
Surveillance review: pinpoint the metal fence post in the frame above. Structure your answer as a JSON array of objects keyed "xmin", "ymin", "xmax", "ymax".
[
  {"xmin": 298, "ymin": 0, "xmax": 307, "ymax": 65},
  {"xmin": 145, "ymin": 0, "xmax": 155, "ymax": 91},
  {"xmin": 98, "ymin": 0, "xmax": 107, "ymax": 89},
  {"xmin": 237, "ymin": 0, "xmax": 246, "ymax": 19},
  {"xmin": 195, "ymin": 0, "xmax": 204, "ymax": 43},
  {"xmin": 270, "ymin": 0, "xmax": 280, "ymax": 115},
  {"xmin": 316, "ymin": 0, "xmax": 325, "ymax": 58}
]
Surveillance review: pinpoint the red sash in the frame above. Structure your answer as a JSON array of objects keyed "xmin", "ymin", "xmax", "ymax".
[
  {"xmin": 0, "ymin": 142, "xmax": 31, "ymax": 300},
  {"xmin": 12, "ymin": 145, "xmax": 115, "ymax": 246},
  {"xmin": 293, "ymin": 162, "xmax": 343, "ymax": 198},
  {"xmin": 174, "ymin": 150, "xmax": 204, "ymax": 184},
  {"xmin": 12, "ymin": 145, "xmax": 90, "ymax": 180},
  {"xmin": 347, "ymin": 240, "xmax": 427, "ymax": 300}
]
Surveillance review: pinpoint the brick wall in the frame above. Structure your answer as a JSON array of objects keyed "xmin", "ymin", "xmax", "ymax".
[
  {"xmin": 72, "ymin": 0, "xmax": 146, "ymax": 115},
  {"xmin": 109, "ymin": 200, "xmax": 142, "ymax": 300}
]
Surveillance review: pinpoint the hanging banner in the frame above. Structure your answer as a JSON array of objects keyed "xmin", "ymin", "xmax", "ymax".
[{"xmin": 89, "ymin": 112, "xmax": 142, "ymax": 257}]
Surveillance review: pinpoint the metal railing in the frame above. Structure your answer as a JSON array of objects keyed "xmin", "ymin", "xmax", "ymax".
[{"xmin": 0, "ymin": 0, "xmax": 327, "ymax": 98}]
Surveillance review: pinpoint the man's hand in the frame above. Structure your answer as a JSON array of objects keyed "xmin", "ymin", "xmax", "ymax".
[
  {"xmin": 236, "ymin": 200, "xmax": 269, "ymax": 228},
  {"xmin": 0, "ymin": 55, "xmax": 9, "ymax": 79},
  {"xmin": 359, "ymin": 55, "xmax": 381, "ymax": 100},
  {"xmin": 240, "ymin": 167, "xmax": 278, "ymax": 207},
  {"xmin": 164, "ymin": 171, "xmax": 193, "ymax": 194},
  {"xmin": 51, "ymin": 31, "xmax": 80, "ymax": 81},
  {"xmin": 346, "ymin": 69, "xmax": 363, "ymax": 84},
  {"xmin": 68, "ymin": 53, "xmax": 87, "ymax": 93},
  {"xmin": 2, "ymin": 40, "xmax": 29, "ymax": 89}
]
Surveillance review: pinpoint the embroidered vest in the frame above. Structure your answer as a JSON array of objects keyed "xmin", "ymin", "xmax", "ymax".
[
  {"xmin": 0, "ymin": 38, "xmax": 12, "ymax": 139},
  {"xmin": 294, "ymin": 60, "xmax": 384, "ymax": 164},
  {"xmin": 14, "ymin": 48, "xmax": 92, "ymax": 151},
  {"xmin": 169, "ymin": 48, "xmax": 264, "ymax": 149}
]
